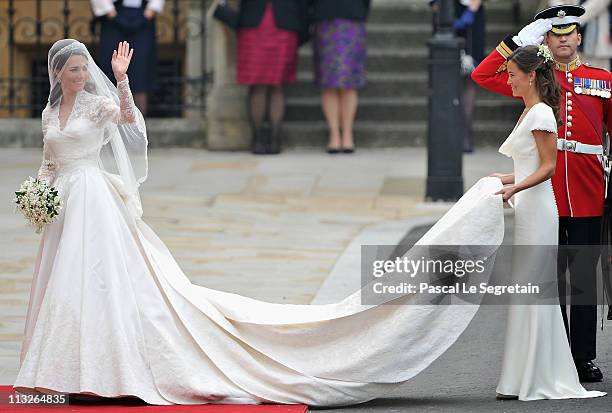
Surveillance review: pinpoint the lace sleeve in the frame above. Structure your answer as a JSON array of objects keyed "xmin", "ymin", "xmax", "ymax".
[
  {"xmin": 115, "ymin": 76, "xmax": 137, "ymax": 124},
  {"xmin": 42, "ymin": 107, "xmax": 50, "ymax": 136},
  {"xmin": 37, "ymin": 144, "xmax": 58, "ymax": 184},
  {"xmin": 95, "ymin": 76, "xmax": 137, "ymax": 126},
  {"xmin": 37, "ymin": 108, "xmax": 58, "ymax": 184}
]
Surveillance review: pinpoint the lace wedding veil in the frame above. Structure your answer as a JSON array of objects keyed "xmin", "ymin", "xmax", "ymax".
[{"xmin": 45, "ymin": 38, "xmax": 148, "ymax": 217}]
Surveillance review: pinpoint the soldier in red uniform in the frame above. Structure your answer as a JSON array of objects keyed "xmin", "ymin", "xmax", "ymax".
[{"xmin": 472, "ymin": 4, "xmax": 612, "ymax": 382}]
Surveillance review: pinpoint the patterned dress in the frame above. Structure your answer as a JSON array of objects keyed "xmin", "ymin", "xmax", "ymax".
[{"xmin": 313, "ymin": 19, "xmax": 367, "ymax": 89}]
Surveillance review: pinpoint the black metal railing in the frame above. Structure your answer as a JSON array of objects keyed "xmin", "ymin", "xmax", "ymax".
[{"xmin": 0, "ymin": 0, "xmax": 210, "ymax": 118}]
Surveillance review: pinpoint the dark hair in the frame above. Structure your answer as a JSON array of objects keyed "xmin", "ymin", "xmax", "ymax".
[
  {"xmin": 507, "ymin": 45, "xmax": 562, "ymax": 125},
  {"xmin": 48, "ymin": 46, "xmax": 90, "ymax": 107}
]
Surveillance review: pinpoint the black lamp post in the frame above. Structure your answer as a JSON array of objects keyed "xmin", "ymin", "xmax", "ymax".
[{"xmin": 425, "ymin": 0, "xmax": 464, "ymax": 201}]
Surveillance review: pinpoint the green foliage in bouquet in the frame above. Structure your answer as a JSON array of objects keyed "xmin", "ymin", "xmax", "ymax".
[{"xmin": 14, "ymin": 177, "xmax": 63, "ymax": 233}]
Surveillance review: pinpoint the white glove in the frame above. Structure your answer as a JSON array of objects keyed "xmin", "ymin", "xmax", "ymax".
[{"xmin": 512, "ymin": 19, "xmax": 553, "ymax": 47}]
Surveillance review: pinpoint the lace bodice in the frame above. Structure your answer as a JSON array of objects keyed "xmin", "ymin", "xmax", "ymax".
[{"xmin": 37, "ymin": 77, "xmax": 137, "ymax": 183}]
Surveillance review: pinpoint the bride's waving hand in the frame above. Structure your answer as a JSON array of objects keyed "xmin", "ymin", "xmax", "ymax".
[{"xmin": 111, "ymin": 41, "xmax": 133, "ymax": 82}]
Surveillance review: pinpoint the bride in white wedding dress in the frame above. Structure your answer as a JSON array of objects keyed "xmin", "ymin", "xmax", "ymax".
[{"xmin": 12, "ymin": 39, "xmax": 603, "ymax": 405}]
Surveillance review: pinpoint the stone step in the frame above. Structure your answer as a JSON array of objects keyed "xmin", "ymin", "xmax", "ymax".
[
  {"xmin": 365, "ymin": 24, "xmax": 433, "ymax": 50},
  {"xmin": 0, "ymin": 118, "xmax": 517, "ymax": 149},
  {"xmin": 288, "ymin": 72, "xmax": 429, "ymax": 99},
  {"xmin": 281, "ymin": 120, "xmax": 515, "ymax": 148},
  {"xmin": 299, "ymin": 39, "xmax": 511, "ymax": 76},
  {"xmin": 0, "ymin": 118, "xmax": 206, "ymax": 148},
  {"xmin": 368, "ymin": 0, "xmax": 519, "ymax": 25},
  {"xmin": 365, "ymin": 23, "xmax": 514, "ymax": 50},
  {"xmin": 299, "ymin": 47, "xmax": 427, "ymax": 73},
  {"xmin": 285, "ymin": 97, "xmax": 523, "ymax": 122},
  {"xmin": 287, "ymin": 72, "xmax": 517, "ymax": 100}
]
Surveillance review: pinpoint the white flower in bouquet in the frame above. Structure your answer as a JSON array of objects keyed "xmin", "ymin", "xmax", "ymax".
[{"xmin": 14, "ymin": 177, "xmax": 63, "ymax": 233}]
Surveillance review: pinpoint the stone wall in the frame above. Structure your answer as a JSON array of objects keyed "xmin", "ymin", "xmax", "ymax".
[{"xmin": 205, "ymin": 0, "xmax": 250, "ymax": 151}]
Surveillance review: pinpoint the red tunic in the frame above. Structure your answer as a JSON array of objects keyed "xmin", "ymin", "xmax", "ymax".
[{"xmin": 472, "ymin": 36, "xmax": 612, "ymax": 217}]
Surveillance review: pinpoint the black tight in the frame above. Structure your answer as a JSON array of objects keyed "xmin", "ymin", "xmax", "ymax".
[{"xmin": 248, "ymin": 85, "xmax": 285, "ymax": 131}]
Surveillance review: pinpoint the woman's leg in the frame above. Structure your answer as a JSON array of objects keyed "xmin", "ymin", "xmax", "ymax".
[
  {"xmin": 249, "ymin": 85, "xmax": 269, "ymax": 154},
  {"xmin": 339, "ymin": 88, "xmax": 358, "ymax": 151},
  {"xmin": 321, "ymin": 88, "xmax": 341, "ymax": 152},
  {"xmin": 268, "ymin": 85, "xmax": 285, "ymax": 154}
]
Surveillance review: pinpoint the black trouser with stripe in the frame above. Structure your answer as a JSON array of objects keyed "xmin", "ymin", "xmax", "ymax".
[{"xmin": 557, "ymin": 216, "xmax": 602, "ymax": 362}]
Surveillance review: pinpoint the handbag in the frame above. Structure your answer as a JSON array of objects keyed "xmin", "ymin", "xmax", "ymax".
[{"xmin": 213, "ymin": 0, "xmax": 240, "ymax": 29}]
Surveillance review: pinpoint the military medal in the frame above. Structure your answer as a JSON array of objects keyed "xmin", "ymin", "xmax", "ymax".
[
  {"xmin": 574, "ymin": 78, "xmax": 583, "ymax": 95},
  {"xmin": 584, "ymin": 78, "xmax": 591, "ymax": 95},
  {"xmin": 602, "ymin": 80, "xmax": 611, "ymax": 98}
]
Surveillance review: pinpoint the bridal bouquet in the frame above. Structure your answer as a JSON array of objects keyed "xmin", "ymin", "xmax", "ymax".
[{"xmin": 13, "ymin": 177, "xmax": 62, "ymax": 233}]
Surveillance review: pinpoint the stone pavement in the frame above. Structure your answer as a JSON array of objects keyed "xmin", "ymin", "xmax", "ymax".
[{"xmin": 2, "ymin": 147, "xmax": 611, "ymax": 412}]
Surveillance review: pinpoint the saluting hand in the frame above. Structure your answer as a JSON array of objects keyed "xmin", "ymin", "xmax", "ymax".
[
  {"xmin": 513, "ymin": 19, "xmax": 553, "ymax": 47},
  {"xmin": 111, "ymin": 41, "xmax": 133, "ymax": 82}
]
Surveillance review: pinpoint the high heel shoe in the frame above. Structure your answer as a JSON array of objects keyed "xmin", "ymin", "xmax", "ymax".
[
  {"xmin": 341, "ymin": 146, "xmax": 355, "ymax": 154},
  {"xmin": 326, "ymin": 146, "xmax": 341, "ymax": 154}
]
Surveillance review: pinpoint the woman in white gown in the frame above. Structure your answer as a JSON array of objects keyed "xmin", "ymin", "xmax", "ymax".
[
  {"xmin": 12, "ymin": 39, "xmax": 603, "ymax": 405},
  {"xmin": 491, "ymin": 45, "xmax": 605, "ymax": 400}
]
